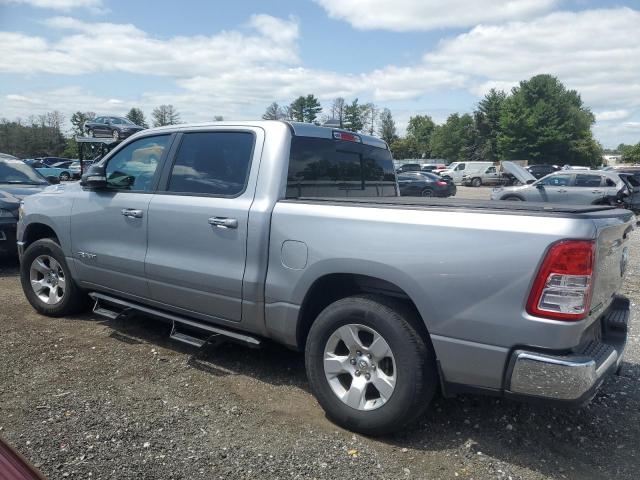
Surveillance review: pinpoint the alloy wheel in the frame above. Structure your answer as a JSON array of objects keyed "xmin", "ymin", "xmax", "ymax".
[
  {"xmin": 323, "ymin": 324, "xmax": 396, "ymax": 411},
  {"xmin": 29, "ymin": 255, "xmax": 66, "ymax": 305}
]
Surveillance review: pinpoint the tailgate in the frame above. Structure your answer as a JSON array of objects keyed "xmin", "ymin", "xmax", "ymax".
[{"xmin": 591, "ymin": 215, "xmax": 635, "ymax": 316}]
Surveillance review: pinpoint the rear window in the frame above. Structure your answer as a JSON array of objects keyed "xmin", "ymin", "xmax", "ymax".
[{"xmin": 286, "ymin": 136, "xmax": 397, "ymax": 198}]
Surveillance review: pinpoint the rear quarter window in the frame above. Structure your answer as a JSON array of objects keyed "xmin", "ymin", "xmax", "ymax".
[{"xmin": 286, "ymin": 136, "xmax": 397, "ymax": 198}]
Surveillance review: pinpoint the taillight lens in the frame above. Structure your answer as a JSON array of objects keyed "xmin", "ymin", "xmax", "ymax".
[
  {"xmin": 436, "ymin": 181, "xmax": 447, "ymax": 186},
  {"xmin": 333, "ymin": 131, "xmax": 361, "ymax": 143},
  {"xmin": 526, "ymin": 240, "xmax": 596, "ymax": 321}
]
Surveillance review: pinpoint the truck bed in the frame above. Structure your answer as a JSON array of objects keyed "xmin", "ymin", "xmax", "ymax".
[{"xmin": 283, "ymin": 196, "xmax": 635, "ymax": 220}]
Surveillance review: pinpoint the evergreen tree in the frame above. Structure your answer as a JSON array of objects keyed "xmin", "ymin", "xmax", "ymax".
[{"xmin": 126, "ymin": 107, "xmax": 148, "ymax": 128}]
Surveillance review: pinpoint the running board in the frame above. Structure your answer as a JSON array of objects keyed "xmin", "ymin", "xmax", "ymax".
[{"xmin": 89, "ymin": 292, "xmax": 262, "ymax": 349}]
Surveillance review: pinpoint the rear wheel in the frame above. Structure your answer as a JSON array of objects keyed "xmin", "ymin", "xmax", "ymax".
[
  {"xmin": 305, "ymin": 294, "xmax": 438, "ymax": 435},
  {"xmin": 421, "ymin": 188, "xmax": 434, "ymax": 197},
  {"xmin": 503, "ymin": 195, "xmax": 523, "ymax": 201},
  {"xmin": 471, "ymin": 177, "xmax": 482, "ymax": 187},
  {"xmin": 20, "ymin": 238, "xmax": 90, "ymax": 317},
  {"xmin": 86, "ymin": 129, "xmax": 94, "ymax": 137},
  {"xmin": 59, "ymin": 171, "xmax": 70, "ymax": 181}
]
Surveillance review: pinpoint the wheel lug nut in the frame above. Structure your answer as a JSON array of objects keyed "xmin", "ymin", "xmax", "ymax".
[
  {"xmin": 350, "ymin": 358, "xmax": 356, "ymax": 365},
  {"xmin": 367, "ymin": 353, "xmax": 372, "ymax": 359},
  {"xmin": 372, "ymin": 365, "xmax": 376, "ymax": 370},
  {"xmin": 354, "ymin": 370, "xmax": 361, "ymax": 376},
  {"xmin": 365, "ymin": 373, "xmax": 371, "ymax": 380},
  {"xmin": 356, "ymin": 351, "xmax": 361, "ymax": 356}
]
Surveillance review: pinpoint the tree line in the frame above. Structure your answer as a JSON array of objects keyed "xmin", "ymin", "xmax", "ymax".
[
  {"xmin": 0, "ymin": 74, "xmax": 635, "ymax": 166},
  {"xmin": 263, "ymin": 75, "xmax": 605, "ymax": 167}
]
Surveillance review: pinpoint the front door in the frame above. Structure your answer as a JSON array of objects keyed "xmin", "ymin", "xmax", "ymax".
[
  {"xmin": 70, "ymin": 134, "xmax": 172, "ymax": 298},
  {"xmin": 532, "ymin": 173, "xmax": 573, "ymax": 202},
  {"xmin": 145, "ymin": 129, "xmax": 262, "ymax": 322}
]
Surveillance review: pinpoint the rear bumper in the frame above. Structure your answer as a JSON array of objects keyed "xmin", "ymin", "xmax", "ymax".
[{"xmin": 505, "ymin": 295, "xmax": 629, "ymax": 405}]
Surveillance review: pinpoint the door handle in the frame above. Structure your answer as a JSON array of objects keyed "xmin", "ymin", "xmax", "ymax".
[
  {"xmin": 592, "ymin": 190, "xmax": 603, "ymax": 194},
  {"xmin": 208, "ymin": 217, "xmax": 238, "ymax": 229},
  {"xmin": 558, "ymin": 189, "xmax": 567, "ymax": 193},
  {"xmin": 121, "ymin": 208, "xmax": 143, "ymax": 218}
]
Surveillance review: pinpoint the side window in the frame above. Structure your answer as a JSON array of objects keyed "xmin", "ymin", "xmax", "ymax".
[
  {"xmin": 456, "ymin": 163, "xmax": 465, "ymax": 171},
  {"xmin": 486, "ymin": 167, "xmax": 496, "ymax": 173},
  {"xmin": 539, "ymin": 174, "xmax": 571, "ymax": 186},
  {"xmin": 605, "ymin": 178, "xmax": 616, "ymax": 187},
  {"xmin": 167, "ymin": 131, "xmax": 254, "ymax": 196},
  {"xmin": 105, "ymin": 135, "xmax": 170, "ymax": 191},
  {"xmin": 574, "ymin": 174, "xmax": 602, "ymax": 187}
]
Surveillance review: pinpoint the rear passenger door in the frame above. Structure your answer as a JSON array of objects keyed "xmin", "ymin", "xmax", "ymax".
[
  {"xmin": 569, "ymin": 173, "xmax": 606, "ymax": 204},
  {"xmin": 145, "ymin": 128, "xmax": 264, "ymax": 323}
]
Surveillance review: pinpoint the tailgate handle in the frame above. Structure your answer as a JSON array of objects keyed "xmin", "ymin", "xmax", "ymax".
[{"xmin": 121, "ymin": 208, "xmax": 143, "ymax": 218}]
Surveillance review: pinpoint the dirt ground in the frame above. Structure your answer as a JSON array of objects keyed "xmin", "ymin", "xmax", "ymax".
[{"xmin": 1, "ymin": 195, "xmax": 638, "ymax": 479}]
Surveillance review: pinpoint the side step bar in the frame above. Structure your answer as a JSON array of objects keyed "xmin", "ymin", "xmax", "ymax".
[{"xmin": 89, "ymin": 292, "xmax": 262, "ymax": 349}]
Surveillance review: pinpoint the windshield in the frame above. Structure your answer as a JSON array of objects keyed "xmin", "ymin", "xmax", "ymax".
[
  {"xmin": 0, "ymin": 159, "xmax": 47, "ymax": 184},
  {"xmin": 446, "ymin": 162, "xmax": 459, "ymax": 170}
]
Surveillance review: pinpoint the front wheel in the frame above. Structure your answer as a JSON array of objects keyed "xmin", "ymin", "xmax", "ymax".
[
  {"xmin": 86, "ymin": 129, "xmax": 94, "ymax": 137},
  {"xmin": 503, "ymin": 195, "xmax": 523, "ymax": 201},
  {"xmin": 59, "ymin": 172, "xmax": 70, "ymax": 181},
  {"xmin": 305, "ymin": 294, "xmax": 438, "ymax": 435},
  {"xmin": 20, "ymin": 238, "xmax": 90, "ymax": 317},
  {"xmin": 471, "ymin": 177, "xmax": 482, "ymax": 187},
  {"xmin": 112, "ymin": 129, "xmax": 120, "ymax": 141}
]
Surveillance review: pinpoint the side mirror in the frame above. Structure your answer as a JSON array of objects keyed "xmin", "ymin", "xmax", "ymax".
[
  {"xmin": 46, "ymin": 175, "xmax": 60, "ymax": 185},
  {"xmin": 526, "ymin": 179, "xmax": 535, "ymax": 185},
  {"xmin": 80, "ymin": 164, "xmax": 108, "ymax": 190},
  {"xmin": 535, "ymin": 183, "xmax": 544, "ymax": 189}
]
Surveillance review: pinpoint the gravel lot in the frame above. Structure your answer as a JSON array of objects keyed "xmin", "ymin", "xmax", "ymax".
[{"xmin": 1, "ymin": 189, "xmax": 638, "ymax": 480}]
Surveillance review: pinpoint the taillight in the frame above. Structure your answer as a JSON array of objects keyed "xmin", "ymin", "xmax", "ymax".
[
  {"xmin": 333, "ymin": 131, "xmax": 361, "ymax": 143},
  {"xmin": 526, "ymin": 240, "xmax": 596, "ymax": 321},
  {"xmin": 436, "ymin": 181, "xmax": 447, "ymax": 186}
]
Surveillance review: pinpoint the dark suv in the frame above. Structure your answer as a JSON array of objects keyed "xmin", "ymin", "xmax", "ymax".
[{"xmin": 84, "ymin": 116, "xmax": 145, "ymax": 141}]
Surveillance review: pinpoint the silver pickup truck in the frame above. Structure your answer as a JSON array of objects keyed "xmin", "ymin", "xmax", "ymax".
[{"xmin": 17, "ymin": 121, "xmax": 633, "ymax": 435}]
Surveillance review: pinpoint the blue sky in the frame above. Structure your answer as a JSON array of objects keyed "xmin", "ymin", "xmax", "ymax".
[{"xmin": 1, "ymin": 0, "xmax": 639, "ymax": 147}]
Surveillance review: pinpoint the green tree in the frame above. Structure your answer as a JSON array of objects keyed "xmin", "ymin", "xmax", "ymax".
[
  {"xmin": 330, "ymin": 97, "xmax": 346, "ymax": 127},
  {"xmin": 289, "ymin": 96, "xmax": 306, "ymax": 122},
  {"xmin": 362, "ymin": 103, "xmax": 378, "ymax": 135},
  {"xmin": 474, "ymin": 89, "xmax": 506, "ymax": 161},
  {"xmin": 378, "ymin": 108, "xmax": 397, "ymax": 146},
  {"xmin": 390, "ymin": 136, "xmax": 420, "ymax": 160},
  {"xmin": 70, "ymin": 111, "xmax": 96, "ymax": 136},
  {"xmin": 0, "ymin": 117, "xmax": 66, "ymax": 158},
  {"xmin": 429, "ymin": 113, "xmax": 477, "ymax": 162},
  {"xmin": 303, "ymin": 94, "xmax": 322, "ymax": 124},
  {"xmin": 498, "ymin": 74, "xmax": 599, "ymax": 166},
  {"xmin": 406, "ymin": 115, "xmax": 436, "ymax": 158},
  {"xmin": 621, "ymin": 142, "xmax": 640, "ymax": 163},
  {"xmin": 152, "ymin": 104, "xmax": 180, "ymax": 127},
  {"xmin": 126, "ymin": 107, "xmax": 148, "ymax": 128},
  {"xmin": 344, "ymin": 98, "xmax": 365, "ymax": 133}
]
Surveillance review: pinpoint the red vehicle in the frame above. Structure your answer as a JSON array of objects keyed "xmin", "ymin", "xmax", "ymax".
[{"xmin": 0, "ymin": 437, "xmax": 46, "ymax": 480}]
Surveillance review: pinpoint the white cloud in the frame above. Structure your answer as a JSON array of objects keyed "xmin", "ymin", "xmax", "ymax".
[
  {"xmin": 423, "ymin": 8, "xmax": 640, "ymax": 110},
  {"xmin": 595, "ymin": 110, "xmax": 630, "ymax": 122},
  {"xmin": 314, "ymin": 0, "xmax": 558, "ymax": 31},
  {"xmin": 0, "ymin": 0, "xmax": 104, "ymax": 11}
]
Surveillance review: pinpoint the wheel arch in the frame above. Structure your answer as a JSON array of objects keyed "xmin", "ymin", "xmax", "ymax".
[
  {"xmin": 22, "ymin": 222, "xmax": 60, "ymax": 249},
  {"xmin": 295, "ymin": 272, "xmax": 431, "ymax": 351}
]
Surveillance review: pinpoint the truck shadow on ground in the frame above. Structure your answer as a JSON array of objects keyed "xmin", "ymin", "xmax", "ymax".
[{"xmin": 93, "ymin": 311, "xmax": 639, "ymax": 480}]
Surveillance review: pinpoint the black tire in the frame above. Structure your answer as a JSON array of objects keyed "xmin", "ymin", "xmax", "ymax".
[
  {"xmin": 471, "ymin": 177, "xmax": 482, "ymax": 187},
  {"xmin": 59, "ymin": 172, "xmax": 70, "ymax": 181},
  {"xmin": 20, "ymin": 238, "xmax": 90, "ymax": 317},
  {"xmin": 86, "ymin": 128, "xmax": 94, "ymax": 137},
  {"xmin": 421, "ymin": 188, "xmax": 434, "ymax": 197},
  {"xmin": 502, "ymin": 195, "xmax": 523, "ymax": 201},
  {"xmin": 305, "ymin": 294, "xmax": 438, "ymax": 436}
]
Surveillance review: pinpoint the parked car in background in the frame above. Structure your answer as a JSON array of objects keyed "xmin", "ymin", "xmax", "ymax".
[
  {"xmin": 525, "ymin": 164, "xmax": 560, "ymax": 179},
  {"xmin": 395, "ymin": 163, "xmax": 422, "ymax": 173},
  {"xmin": 0, "ymin": 155, "xmax": 53, "ymax": 256},
  {"xmin": 491, "ymin": 162, "xmax": 638, "ymax": 207},
  {"xmin": 69, "ymin": 161, "xmax": 82, "ymax": 179},
  {"xmin": 84, "ymin": 116, "xmax": 145, "ymax": 141},
  {"xmin": 30, "ymin": 159, "xmax": 74, "ymax": 181},
  {"xmin": 421, "ymin": 163, "xmax": 447, "ymax": 173},
  {"xmin": 439, "ymin": 161, "xmax": 493, "ymax": 184},
  {"xmin": 397, "ymin": 171, "xmax": 456, "ymax": 197},
  {"xmin": 16, "ymin": 121, "xmax": 633, "ymax": 436},
  {"xmin": 461, "ymin": 165, "xmax": 504, "ymax": 187}
]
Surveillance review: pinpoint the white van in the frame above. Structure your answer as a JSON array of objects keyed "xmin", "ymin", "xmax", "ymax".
[{"xmin": 439, "ymin": 161, "xmax": 494, "ymax": 185}]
